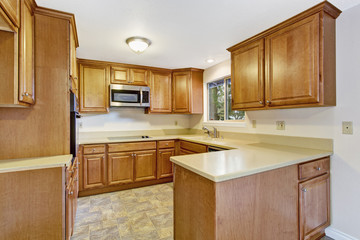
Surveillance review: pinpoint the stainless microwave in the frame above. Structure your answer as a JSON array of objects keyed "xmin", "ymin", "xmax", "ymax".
[{"xmin": 110, "ymin": 84, "xmax": 150, "ymax": 107}]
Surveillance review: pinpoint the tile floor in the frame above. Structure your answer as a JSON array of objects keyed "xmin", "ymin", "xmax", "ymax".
[
  {"xmin": 71, "ymin": 183, "xmax": 174, "ymax": 240},
  {"xmin": 71, "ymin": 182, "xmax": 334, "ymax": 240}
]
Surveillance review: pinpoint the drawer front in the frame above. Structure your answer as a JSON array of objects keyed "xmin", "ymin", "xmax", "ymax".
[
  {"xmin": 108, "ymin": 141, "xmax": 156, "ymax": 153},
  {"xmin": 179, "ymin": 149, "xmax": 196, "ymax": 155},
  {"xmin": 180, "ymin": 141, "xmax": 207, "ymax": 153},
  {"xmin": 158, "ymin": 140, "xmax": 175, "ymax": 149},
  {"xmin": 83, "ymin": 144, "xmax": 106, "ymax": 154},
  {"xmin": 299, "ymin": 157, "xmax": 330, "ymax": 180}
]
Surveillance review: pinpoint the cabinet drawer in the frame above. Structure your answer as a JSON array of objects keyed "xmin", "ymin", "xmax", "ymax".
[
  {"xmin": 158, "ymin": 140, "xmax": 175, "ymax": 149},
  {"xmin": 179, "ymin": 149, "xmax": 196, "ymax": 155},
  {"xmin": 180, "ymin": 141, "xmax": 207, "ymax": 153},
  {"xmin": 108, "ymin": 141, "xmax": 156, "ymax": 153},
  {"xmin": 299, "ymin": 157, "xmax": 330, "ymax": 180},
  {"xmin": 83, "ymin": 144, "xmax": 106, "ymax": 154}
]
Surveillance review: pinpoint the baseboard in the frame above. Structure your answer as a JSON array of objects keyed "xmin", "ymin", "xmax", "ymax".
[{"xmin": 326, "ymin": 227, "xmax": 359, "ymax": 240}]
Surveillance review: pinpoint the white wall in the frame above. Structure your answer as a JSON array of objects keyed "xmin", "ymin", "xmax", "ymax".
[
  {"xmin": 190, "ymin": 4, "xmax": 360, "ymax": 239},
  {"xmin": 80, "ymin": 108, "xmax": 191, "ymax": 132}
]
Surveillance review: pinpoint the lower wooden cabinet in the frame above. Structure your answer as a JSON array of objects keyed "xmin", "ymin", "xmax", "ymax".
[
  {"xmin": 299, "ymin": 173, "xmax": 330, "ymax": 240},
  {"xmin": 83, "ymin": 153, "xmax": 106, "ymax": 189},
  {"xmin": 66, "ymin": 157, "xmax": 79, "ymax": 240},
  {"xmin": 158, "ymin": 148, "xmax": 175, "ymax": 178},
  {"xmin": 134, "ymin": 150, "xmax": 157, "ymax": 182},
  {"xmin": 108, "ymin": 152, "xmax": 134, "ymax": 185},
  {"xmin": 179, "ymin": 140, "xmax": 208, "ymax": 154}
]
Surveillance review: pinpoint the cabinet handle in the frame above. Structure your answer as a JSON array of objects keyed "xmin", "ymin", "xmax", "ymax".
[
  {"xmin": 301, "ymin": 188, "xmax": 307, "ymax": 192},
  {"xmin": 315, "ymin": 167, "xmax": 321, "ymax": 171}
]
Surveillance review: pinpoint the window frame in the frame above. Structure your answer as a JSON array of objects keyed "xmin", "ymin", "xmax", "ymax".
[{"xmin": 205, "ymin": 75, "xmax": 246, "ymax": 125}]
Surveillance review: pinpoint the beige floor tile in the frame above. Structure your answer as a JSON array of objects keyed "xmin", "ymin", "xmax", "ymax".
[{"xmin": 156, "ymin": 226, "xmax": 173, "ymax": 239}]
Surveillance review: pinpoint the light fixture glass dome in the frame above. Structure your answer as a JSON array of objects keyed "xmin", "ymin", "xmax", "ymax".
[{"xmin": 126, "ymin": 37, "xmax": 151, "ymax": 53}]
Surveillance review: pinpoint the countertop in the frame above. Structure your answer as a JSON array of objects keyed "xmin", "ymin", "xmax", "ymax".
[{"xmin": 0, "ymin": 154, "xmax": 73, "ymax": 173}]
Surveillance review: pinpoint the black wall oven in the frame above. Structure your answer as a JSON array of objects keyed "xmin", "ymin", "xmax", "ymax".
[{"xmin": 70, "ymin": 92, "xmax": 80, "ymax": 160}]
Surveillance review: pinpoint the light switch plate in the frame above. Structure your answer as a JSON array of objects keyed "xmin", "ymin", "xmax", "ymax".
[
  {"xmin": 276, "ymin": 121, "xmax": 285, "ymax": 130},
  {"xmin": 342, "ymin": 121, "xmax": 353, "ymax": 134}
]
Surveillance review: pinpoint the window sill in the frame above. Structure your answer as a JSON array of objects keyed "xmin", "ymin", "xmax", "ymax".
[{"xmin": 203, "ymin": 121, "xmax": 247, "ymax": 127}]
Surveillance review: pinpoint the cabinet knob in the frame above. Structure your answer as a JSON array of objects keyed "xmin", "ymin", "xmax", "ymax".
[
  {"xmin": 165, "ymin": 143, "xmax": 169, "ymax": 146},
  {"xmin": 266, "ymin": 100, "xmax": 271, "ymax": 104},
  {"xmin": 69, "ymin": 191, "xmax": 73, "ymax": 196},
  {"xmin": 92, "ymin": 148, "xmax": 96, "ymax": 152},
  {"xmin": 259, "ymin": 101, "xmax": 263, "ymax": 104},
  {"xmin": 68, "ymin": 170, "xmax": 73, "ymax": 174},
  {"xmin": 23, "ymin": 92, "xmax": 29, "ymax": 96},
  {"xmin": 301, "ymin": 188, "xmax": 307, "ymax": 192},
  {"xmin": 316, "ymin": 167, "xmax": 321, "ymax": 171}
]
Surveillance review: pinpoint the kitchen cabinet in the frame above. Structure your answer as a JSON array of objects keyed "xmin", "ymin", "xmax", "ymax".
[
  {"xmin": 108, "ymin": 152, "xmax": 134, "ymax": 185},
  {"xmin": 179, "ymin": 140, "xmax": 208, "ymax": 153},
  {"xmin": 0, "ymin": 0, "xmax": 36, "ymax": 107},
  {"xmin": 148, "ymin": 70, "xmax": 172, "ymax": 113},
  {"xmin": 66, "ymin": 157, "xmax": 79, "ymax": 240},
  {"xmin": 83, "ymin": 149, "xmax": 107, "ymax": 189},
  {"xmin": 111, "ymin": 66, "xmax": 148, "ymax": 86},
  {"xmin": 79, "ymin": 61, "xmax": 110, "ymax": 113},
  {"xmin": 70, "ymin": 23, "xmax": 79, "ymax": 99},
  {"xmin": 172, "ymin": 68, "xmax": 203, "ymax": 114},
  {"xmin": 134, "ymin": 150, "xmax": 157, "ymax": 182},
  {"xmin": 0, "ymin": 0, "xmax": 20, "ymax": 27},
  {"xmin": 299, "ymin": 158, "xmax": 330, "ymax": 240},
  {"xmin": 227, "ymin": 2, "xmax": 341, "ymax": 110},
  {"xmin": 158, "ymin": 148, "xmax": 175, "ymax": 179}
]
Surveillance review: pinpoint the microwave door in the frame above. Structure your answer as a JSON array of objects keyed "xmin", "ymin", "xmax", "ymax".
[{"xmin": 111, "ymin": 89, "xmax": 141, "ymax": 107}]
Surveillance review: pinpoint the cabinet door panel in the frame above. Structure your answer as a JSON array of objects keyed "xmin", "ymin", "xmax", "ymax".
[
  {"xmin": 83, "ymin": 154, "xmax": 106, "ymax": 189},
  {"xmin": 130, "ymin": 68, "xmax": 148, "ymax": 86},
  {"xmin": 108, "ymin": 152, "xmax": 134, "ymax": 185},
  {"xmin": 158, "ymin": 148, "xmax": 174, "ymax": 179},
  {"xmin": 80, "ymin": 64, "xmax": 109, "ymax": 113},
  {"xmin": 18, "ymin": 0, "xmax": 34, "ymax": 104},
  {"xmin": 231, "ymin": 39, "xmax": 264, "ymax": 109},
  {"xmin": 265, "ymin": 13, "xmax": 320, "ymax": 107},
  {"xmin": 134, "ymin": 150, "xmax": 157, "ymax": 182},
  {"xmin": 149, "ymin": 71, "xmax": 172, "ymax": 113},
  {"xmin": 299, "ymin": 173, "xmax": 330, "ymax": 240},
  {"xmin": 111, "ymin": 67, "xmax": 129, "ymax": 84},
  {"xmin": 173, "ymin": 72, "xmax": 190, "ymax": 113}
]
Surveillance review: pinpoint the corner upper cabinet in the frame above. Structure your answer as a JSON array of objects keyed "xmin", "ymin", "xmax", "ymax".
[
  {"xmin": 228, "ymin": 2, "xmax": 341, "ymax": 110},
  {"xmin": 231, "ymin": 39, "xmax": 265, "ymax": 109},
  {"xmin": 172, "ymin": 69, "xmax": 203, "ymax": 114},
  {"xmin": 0, "ymin": 0, "xmax": 20, "ymax": 27},
  {"xmin": 69, "ymin": 22, "xmax": 79, "ymax": 99},
  {"xmin": 79, "ymin": 61, "xmax": 110, "ymax": 113},
  {"xmin": 148, "ymin": 70, "xmax": 172, "ymax": 113}
]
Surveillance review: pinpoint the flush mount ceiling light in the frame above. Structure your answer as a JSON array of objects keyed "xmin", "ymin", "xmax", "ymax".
[
  {"xmin": 126, "ymin": 36, "xmax": 151, "ymax": 54},
  {"xmin": 206, "ymin": 58, "xmax": 215, "ymax": 63}
]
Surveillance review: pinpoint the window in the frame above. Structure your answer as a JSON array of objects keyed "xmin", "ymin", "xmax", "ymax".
[{"xmin": 208, "ymin": 77, "xmax": 244, "ymax": 121}]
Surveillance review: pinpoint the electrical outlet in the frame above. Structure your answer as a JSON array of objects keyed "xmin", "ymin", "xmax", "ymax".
[
  {"xmin": 174, "ymin": 121, "xmax": 178, "ymax": 126},
  {"xmin": 342, "ymin": 121, "xmax": 353, "ymax": 134},
  {"xmin": 276, "ymin": 121, "xmax": 285, "ymax": 130},
  {"xmin": 252, "ymin": 120, "xmax": 256, "ymax": 128},
  {"xmin": 79, "ymin": 122, "xmax": 83, "ymax": 128}
]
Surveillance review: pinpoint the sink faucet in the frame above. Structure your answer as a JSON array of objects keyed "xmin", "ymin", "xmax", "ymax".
[{"xmin": 202, "ymin": 126, "xmax": 218, "ymax": 138}]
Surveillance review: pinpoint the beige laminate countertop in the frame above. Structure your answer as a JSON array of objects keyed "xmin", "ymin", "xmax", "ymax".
[
  {"xmin": 0, "ymin": 154, "xmax": 73, "ymax": 173},
  {"xmin": 170, "ymin": 143, "xmax": 332, "ymax": 182},
  {"xmin": 79, "ymin": 134, "xmax": 332, "ymax": 183}
]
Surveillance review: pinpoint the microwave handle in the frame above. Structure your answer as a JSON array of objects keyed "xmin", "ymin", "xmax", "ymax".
[{"xmin": 140, "ymin": 89, "xmax": 143, "ymax": 105}]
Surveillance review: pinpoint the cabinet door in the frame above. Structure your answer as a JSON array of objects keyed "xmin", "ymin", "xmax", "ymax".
[
  {"xmin": 18, "ymin": 0, "xmax": 34, "ymax": 104},
  {"xmin": 79, "ymin": 63, "xmax": 109, "ymax": 113},
  {"xmin": 70, "ymin": 24, "xmax": 78, "ymax": 98},
  {"xmin": 173, "ymin": 71, "xmax": 190, "ymax": 113},
  {"xmin": 299, "ymin": 173, "xmax": 330, "ymax": 240},
  {"xmin": 149, "ymin": 71, "xmax": 172, "ymax": 113},
  {"xmin": 83, "ymin": 154, "xmax": 106, "ymax": 189},
  {"xmin": 108, "ymin": 152, "xmax": 134, "ymax": 185},
  {"xmin": 0, "ymin": 0, "xmax": 20, "ymax": 27},
  {"xmin": 129, "ymin": 68, "xmax": 148, "ymax": 86},
  {"xmin": 111, "ymin": 67, "xmax": 129, "ymax": 84},
  {"xmin": 231, "ymin": 39, "xmax": 264, "ymax": 109},
  {"xmin": 65, "ymin": 178, "xmax": 74, "ymax": 240},
  {"xmin": 158, "ymin": 148, "xmax": 175, "ymax": 179},
  {"xmin": 265, "ymin": 13, "xmax": 320, "ymax": 107},
  {"xmin": 134, "ymin": 150, "xmax": 157, "ymax": 182}
]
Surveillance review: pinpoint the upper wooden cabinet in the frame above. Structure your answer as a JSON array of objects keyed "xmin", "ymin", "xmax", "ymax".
[
  {"xmin": 79, "ymin": 61, "xmax": 110, "ymax": 113},
  {"xmin": 148, "ymin": 70, "xmax": 172, "ymax": 113},
  {"xmin": 172, "ymin": 69, "xmax": 203, "ymax": 114},
  {"xmin": 0, "ymin": 0, "xmax": 20, "ymax": 27},
  {"xmin": 111, "ymin": 66, "xmax": 148, "ymax": 86},
  {"xmin": 69, "ymin": 22, "xmax": 79, "ymax": 99},
  {"xmin": 0, "ymin": 0, "xmax": 35, "ymax": 107},
  {"xmin": 227, "ymin": 2, "xmax": 341, "ymax": 110},
  {"xmin": 18, "ymin": 0, "xmax": 35, "ymax": 105}
]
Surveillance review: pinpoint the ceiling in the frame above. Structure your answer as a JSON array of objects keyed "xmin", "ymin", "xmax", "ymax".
[{"xmin": 36, "ymin": 0, "xmax": 360, "ymax": 69}]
